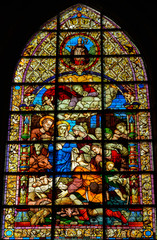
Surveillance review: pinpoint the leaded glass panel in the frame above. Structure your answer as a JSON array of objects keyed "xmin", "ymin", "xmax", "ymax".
[{"xmin": 1, "ymin": 3, "xmax": 156, "ymax": 240}]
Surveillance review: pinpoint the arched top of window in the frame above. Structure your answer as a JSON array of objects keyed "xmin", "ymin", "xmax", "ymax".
[
  {"xmin": 2, "ymin": 4, "xmax": 156, "ymax": 240},
  {"xmin": 13, "ymin": 4, "xmax": 146, "ymax": 84},
  {"xmin": 41, "ymin": 4, "xmax": 120, "ymax": 30}
]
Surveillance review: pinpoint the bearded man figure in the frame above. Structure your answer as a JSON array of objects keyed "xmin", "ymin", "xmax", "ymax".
[
  {"xmin": 69, "ymin": 37, "xmax": 89, "ymax": 65},
  {"xmin": 31, "ymin": 115, "xmax": 54, "ymax": 141}
]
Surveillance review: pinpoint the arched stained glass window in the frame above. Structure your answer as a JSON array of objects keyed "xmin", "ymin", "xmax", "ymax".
[{"xmin": 1, "ymin": 4, "xmax": 156, "ymax": 239}]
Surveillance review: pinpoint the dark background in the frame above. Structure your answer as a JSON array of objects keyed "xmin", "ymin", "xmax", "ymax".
[{"xmin": 0, "ymin": 0, "xmax": 157, "ymax": 210}]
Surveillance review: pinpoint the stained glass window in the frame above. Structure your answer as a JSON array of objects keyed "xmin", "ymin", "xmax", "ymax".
[{"xmin": 1, "ymin": 4, "xmax": 156, "ymax": 240}]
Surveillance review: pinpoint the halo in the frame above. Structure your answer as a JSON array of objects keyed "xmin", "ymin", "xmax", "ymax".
[
  {"xmin": 39, "ymin": 116, "xmax": 54, "ymax": 128},
  {"xmin": 57, "ymin": 120, "xmax": 71, "ymax": 132}
]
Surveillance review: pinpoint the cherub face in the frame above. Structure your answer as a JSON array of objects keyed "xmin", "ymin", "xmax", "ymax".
[
  {"xmin": 107, "ymin": 163, "xmax": 114, "ymax": 171},
  {"xmin": 117, "ymin": 124, "xmax": 126, "ymax": 133},
  {"xmin": 92, "ymin": 145, "xmax": 100, "ymax": 154},
  {"xmin": 105, "ymin": 133, "xmax": 112, "ymax": 140},
  {"xmin": 73, "ymin": 130, "xmax": 79, "ymax": 136},
  {"xmin": 73, "ymin": 85, "xmax": 83, "ymax": 94},
  {"xmin": 95, "ymin": 129, "xmax": 102, "ymax": 139}
]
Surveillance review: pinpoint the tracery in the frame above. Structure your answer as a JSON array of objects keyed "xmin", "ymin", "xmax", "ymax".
[{"xmin": 1, "ymin": 4, "xmax": 156, "ymax": 240}]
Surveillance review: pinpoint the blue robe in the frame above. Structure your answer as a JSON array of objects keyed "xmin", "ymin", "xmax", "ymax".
[
  {"xmin": 48, "ymin": 143, "xmax": 77, "ymax": 176},
  {"xmin": 55, "ymin": 142, "xmax": 77, "ymax": 177}
]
